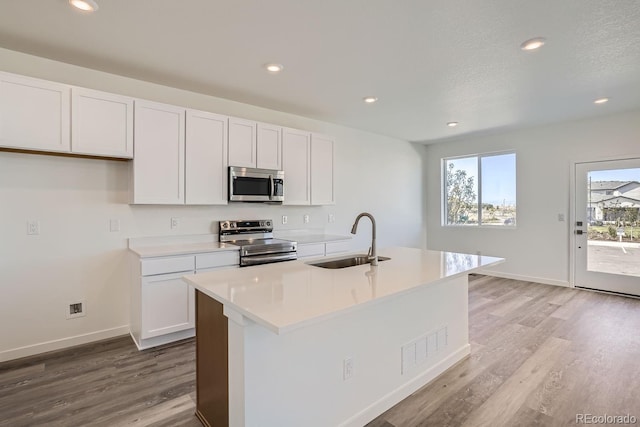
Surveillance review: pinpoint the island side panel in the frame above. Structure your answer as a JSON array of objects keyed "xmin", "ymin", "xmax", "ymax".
[
  {"xmin": 229, "ymin": 275, "xmax": 469, "ymax": 427},
  {"xmin": 195, "ymin": 290, "xmax": 229, "ymax": 427}
]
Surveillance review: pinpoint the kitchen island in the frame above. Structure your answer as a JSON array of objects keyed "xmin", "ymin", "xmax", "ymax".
[{"xmin": 183, "ymin": 247, "xmax": 504, "ymax": 427}]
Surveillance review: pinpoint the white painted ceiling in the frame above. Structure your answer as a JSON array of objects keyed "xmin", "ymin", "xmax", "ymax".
[{"xmin": 1, "ymin": 0, "xmax": 639, "ymax": 143}]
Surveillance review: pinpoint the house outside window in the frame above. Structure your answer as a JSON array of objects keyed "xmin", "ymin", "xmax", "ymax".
[{"xmin": 443, "ymin": 152, "xmax": 516, "ymax": 226}]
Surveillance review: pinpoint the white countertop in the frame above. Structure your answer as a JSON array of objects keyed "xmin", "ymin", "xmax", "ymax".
[
  {"xmin": 129, "ymin": 241, "xmax": 239, "ymax": 258},
  {"xmin": 183, "ymin": 247, "xmax": 504, "ymax": 334}
]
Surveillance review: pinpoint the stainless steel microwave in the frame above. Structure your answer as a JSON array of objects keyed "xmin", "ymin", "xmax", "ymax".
[{"xmin": 228, "ymin": 166, "xmax": 284, "ymax": 203}]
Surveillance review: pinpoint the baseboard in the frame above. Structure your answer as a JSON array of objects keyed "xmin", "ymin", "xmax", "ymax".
[
  {"xmin": 0, "ymin": 325, "xmax": 129, "ymax": 363},
  {"xmin": 339, "ymin": 343, "xmax": 471, "ymax": 427},
  {"xmin": 477, "ymin": 270, "xmax": 571, "ymax": 288},
  {"xmin": 130, "ymin": 328, "xmax": 195, "ymax": 351}
]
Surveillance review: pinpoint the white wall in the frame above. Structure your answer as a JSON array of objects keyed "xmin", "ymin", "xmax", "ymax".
[
  {"xmin": 0, "ymin": 48, "xmax": 424, "ymax": 361},
  {"xmin": 423, "ymin": 110, "xmax": 640, "ymax": 286}
]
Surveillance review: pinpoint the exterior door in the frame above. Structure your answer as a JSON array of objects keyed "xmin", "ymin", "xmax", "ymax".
[{"xmin": 574, "ymin": 159, "xmax": 640, "ymax": 295}]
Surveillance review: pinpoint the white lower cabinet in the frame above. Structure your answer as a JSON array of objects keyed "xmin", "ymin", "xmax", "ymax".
[
  {"xmin": 131, "ymin": 250, "xmax": 239, "ymax": 350},
  {"xmin": 141, "ymin": 272, "xmax": 195, "ymax": 340}
]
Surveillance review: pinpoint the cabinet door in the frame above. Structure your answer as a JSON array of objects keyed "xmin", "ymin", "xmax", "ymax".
[
  {"xmin": 257, "ymin": 123, "xmax": 282, "ymax": 170},
  {"xmin": 311, "ymin": 133, "xmax": 335, "ymax": 205},
  {"xmin": 71, "ymin": 87, "xmax": 133, "ymax": 158},
  {"xmin": 141, "ymin": 272, "xmax": 195, "ymax": 339},
  {"xmin": 228, "ymin": 117, "xmax": 257, "ymax": 168},
  {"xmin": 0, "ymin": 72, "xmax": 70, "ymax": 152},
  {"xmin": 282, "ymin": 127, "xmax": 311, "ymax": 205},
  {"xmin": 132, "ymin": 100, "xmax": 185, "ymax": 204},
  {"xmin": 186, "ymin": 109, "xmax": 228, "ymax": 205}
]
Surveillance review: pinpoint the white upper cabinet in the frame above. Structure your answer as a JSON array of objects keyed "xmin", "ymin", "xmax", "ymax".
[
  {"xmin": 282, "ymin": 127, "xmax": 311, "ymax": 205},
  {"xmin": 186, "ymin": 109, "xmax": 228, "ymax": 205},
  {"xmin": 0, "ymin": 72, "xmax": 70, "ymax": 153},
  {"xmin": 311, "ymin": 133, "xmax": 335, "ymax": 205},
  {"xmin": 257, "ymin": 123, "xmax": 282, "ymax": 170},
  {"xmin": 131, "ymin": 100, "xmax": 185, "ymax": 204},
  {"xmin": 228, "ymin": 117, "xmax": 257, "ymax": 168},
  {"xmin": 71, "ymin": 87, "xmax": 133, "ymax": 158}
]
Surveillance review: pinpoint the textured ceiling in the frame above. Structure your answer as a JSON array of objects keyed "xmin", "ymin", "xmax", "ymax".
[{"xmin": 1, "ymin": 0, "xmax": 639, "ymax": 143}]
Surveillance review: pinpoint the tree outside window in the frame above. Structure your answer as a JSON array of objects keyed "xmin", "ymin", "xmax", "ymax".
[{"xmin": 443, "ymin": 153, "xmax": 516, "ymax": 226}]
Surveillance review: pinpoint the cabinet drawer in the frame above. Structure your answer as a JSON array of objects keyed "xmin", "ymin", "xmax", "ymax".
[
  {"xmin": 196, "ymin": 251, "xmax": 239, "ymax": 270},
  {"xmin": 297, "ymin": 243, "xmax": 325, "ymax": 258},
  {"xmin": 325, "ymin": 241, "xmax": 351, "ymax": 255},
  {"xmin": 141, "ymin": 255, "xmax": 195, "ymax": 276}
]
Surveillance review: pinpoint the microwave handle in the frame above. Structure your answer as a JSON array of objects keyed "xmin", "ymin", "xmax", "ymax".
[{"xmin": 269, "ymin": 175, "xmax": 274, "ymax": 200}]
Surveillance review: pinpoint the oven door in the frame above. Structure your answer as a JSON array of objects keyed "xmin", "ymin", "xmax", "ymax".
[{"xmin": 229, "ymin": 167, "xmax": 282, "ymax": 202}]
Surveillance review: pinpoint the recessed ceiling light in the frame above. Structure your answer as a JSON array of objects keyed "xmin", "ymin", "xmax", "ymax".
[
  {"xmin": 264, "ymin": 63, "xmax": 284, "ymax": 73},
  {"xmin": 447, "ymin": 122, "xmax": 459, "ymax": 127},
  {"xmin": 69, "ymin": 0, "xmax": 99, "ymax": 12},
  {"xmin": 520, "ymin": 37, "xmax": 546, "ymax": 51},
  {"xmin": 363, "ymin": 96, "xmax": 378, "ymax": 104},
  {"xmin": 594, "ymin": 97, "xmax": 609, "ymax": 104}
]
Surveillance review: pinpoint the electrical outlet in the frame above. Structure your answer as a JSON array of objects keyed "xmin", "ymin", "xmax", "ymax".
[
  {"xmin": 343, "ymin": 357, "xmax": 354, "ymax": 380},
  {"xmin": 558, "ymin": 213, "xmax": 565, "ymax": 222},
  {"xmin": 171, "ymin": 217, "xmax": 179, "ymax": 229},
  {"xmin": 110, "ymin": 219, "xmax": 120, "ymax": 232},
  {"xmin": 27, "ymin": 220, "xmax": 40, "ymax": 235},
  {"xmin": 304, "ymin": 214, "xmax": 310, "ymax": 224},
  {"xmin": 328, "ymin": 214, "xmax": 335, "ymax": 223},
  {"xmin": 67, "ymin": 300, "xmax": 86, "ymax": 319},
  {"xmin": 282, "ymin": 215, "xmax": 288, "ymax": 225}
]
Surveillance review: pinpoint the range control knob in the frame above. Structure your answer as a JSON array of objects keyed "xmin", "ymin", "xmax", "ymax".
[
  {"xmin": 266, "ymin": 221, "xmax": 272, "ymax": 227},
  {"xmin": 221, "ymin": 222, "xmax": 228, "ymax": 229}
]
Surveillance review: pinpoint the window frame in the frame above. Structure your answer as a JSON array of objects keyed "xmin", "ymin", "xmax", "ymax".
[{"xmin": 441, "ymin": 151, "xmax": 517, "ymax": 228}]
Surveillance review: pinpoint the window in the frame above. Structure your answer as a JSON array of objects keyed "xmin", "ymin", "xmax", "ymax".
[{"xmin": 443, "ymin": 152, "xmax": 516, "ymax": 226}]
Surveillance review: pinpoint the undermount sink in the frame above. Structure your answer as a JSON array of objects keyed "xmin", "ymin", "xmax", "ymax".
[{"xmin": 308, "ymin": 254, "xmax": 390, "ymax": 269}]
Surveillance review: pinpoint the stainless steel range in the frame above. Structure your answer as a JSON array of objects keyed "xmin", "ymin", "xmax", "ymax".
[{"xmin": 219, "ymin": 219, "xmax": 297, "ymax": 267}]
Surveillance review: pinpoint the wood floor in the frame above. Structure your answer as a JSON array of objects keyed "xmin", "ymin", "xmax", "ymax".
[{"xmin": 1, "ymin": 275, "xmax": 639, "ymax": 426}]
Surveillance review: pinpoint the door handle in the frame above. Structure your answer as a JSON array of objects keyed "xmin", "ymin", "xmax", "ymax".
[{"xmin": 268, "ymin": 175, "xmax": 274, "ymax": 200}]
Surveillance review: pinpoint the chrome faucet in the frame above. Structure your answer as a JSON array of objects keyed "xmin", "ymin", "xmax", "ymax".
[{"xmin": 350, "ymin": 212, "xmax": 378, "ymax": 266}]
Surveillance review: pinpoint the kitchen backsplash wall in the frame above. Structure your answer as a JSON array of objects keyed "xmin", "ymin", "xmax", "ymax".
[{"xmin": 0, "ymin": 47, "xmax": 424, "ymax": 361}]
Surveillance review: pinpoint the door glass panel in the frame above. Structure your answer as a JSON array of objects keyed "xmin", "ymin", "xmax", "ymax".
[{"xmin": 586, "ymin": 168, "xmax": 640, "ymax": 277}]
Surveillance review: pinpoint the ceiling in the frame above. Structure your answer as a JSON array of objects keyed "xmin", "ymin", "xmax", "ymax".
[{"xmin": 1, "ymin": 0, "xmax": 639, "ymax": 143}]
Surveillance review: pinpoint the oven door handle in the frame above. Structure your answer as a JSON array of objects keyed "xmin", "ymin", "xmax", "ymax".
[
  {"xmin": 269, "ymin": 174, "xmax": 274, "ymax": 200},
  {"xmin": 241, "ymin": 252, "xmax": 297, "ymax": 266}
]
